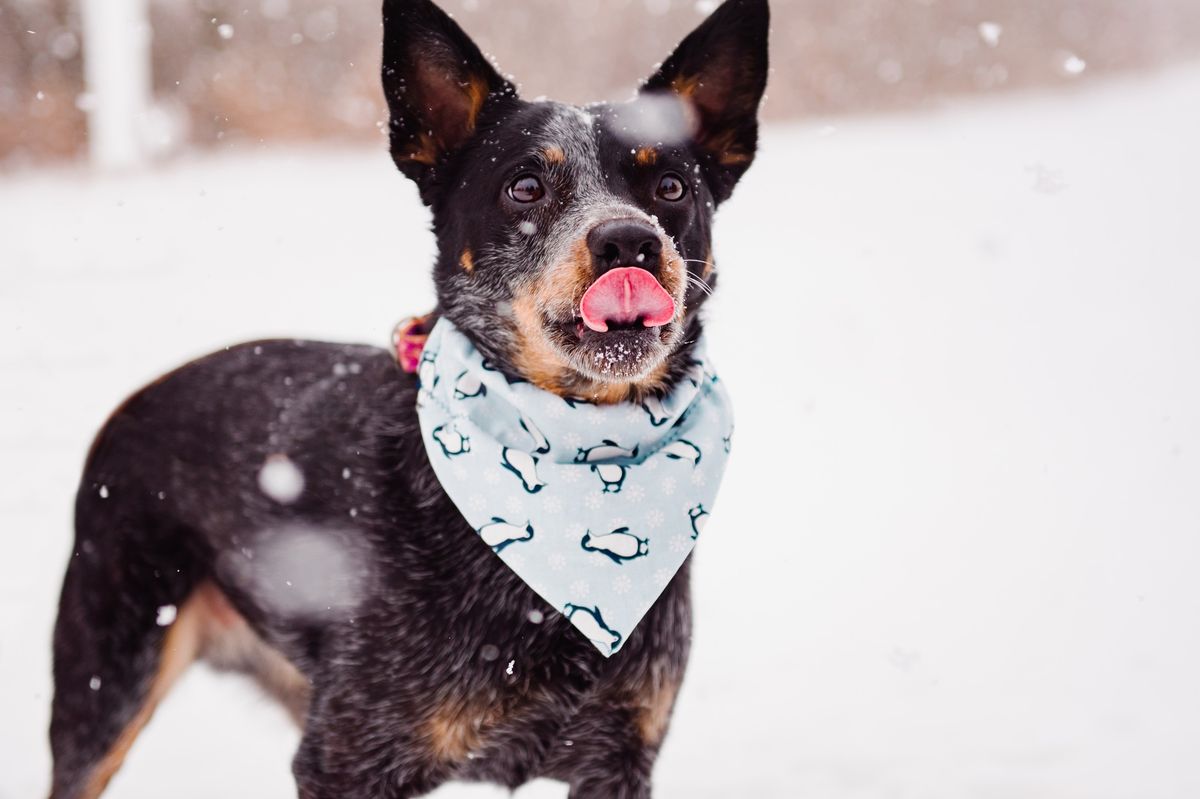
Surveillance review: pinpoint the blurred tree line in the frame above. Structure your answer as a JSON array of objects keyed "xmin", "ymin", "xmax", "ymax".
[{"xmin": 3, "ymin": 0, "xmax": 1200, "ymax": 169}]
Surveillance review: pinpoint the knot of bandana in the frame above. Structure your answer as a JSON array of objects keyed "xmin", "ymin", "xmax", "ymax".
[{"xmin": 415, "ymin": 319, "xmax": 734, "ymax": 656}]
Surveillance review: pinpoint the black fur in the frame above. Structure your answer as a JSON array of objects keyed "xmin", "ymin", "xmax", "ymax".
[{"xmin": 48, "ymin": 1, "xmax": 769, "ymax": 797}]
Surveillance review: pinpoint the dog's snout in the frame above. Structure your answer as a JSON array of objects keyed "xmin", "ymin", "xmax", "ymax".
[{"xmin": 587, "ymin": 219, "xmax": 662, "ymax": 273}]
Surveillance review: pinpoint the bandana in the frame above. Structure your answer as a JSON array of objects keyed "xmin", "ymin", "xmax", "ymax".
[{"xmin": 415, "ymin": 319, "xmax": 733, "ymax": 656}]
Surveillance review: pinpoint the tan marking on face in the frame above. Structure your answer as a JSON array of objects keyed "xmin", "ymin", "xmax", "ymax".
[
  {"xmin": 510, "ymin": 234, "xmax": 686, "ymax": 403},
  {"xmin": 512, "ymin": 292, "xmax": 569, "ymax": 395},
  {"xmin": 636, "ymin": 678, "xmax": 680, "ymax": 747},
  {"xmin": 542, "ymin": 145, "xmax": 566, "ymax": 164},
  {"xmin": 702, "ymin": 249, "xmax": 715, "ymax": 280},
  {"xmin": 460, "ymin": 248, "xmax": 475, "ymax": 274},
  {"xmin": 636, "ymin": 147, "xmax": 658, "ymax": 166}
]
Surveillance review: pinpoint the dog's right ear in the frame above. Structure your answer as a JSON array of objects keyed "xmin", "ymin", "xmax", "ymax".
[{"xmin": 381, "ymin": 0, "xmax": 516, "ymax": 196}]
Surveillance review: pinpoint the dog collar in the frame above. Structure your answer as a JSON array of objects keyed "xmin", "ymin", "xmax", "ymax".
[{"xmin": 415, "ymin": 319, "xmax": 734, "ymax": 657}]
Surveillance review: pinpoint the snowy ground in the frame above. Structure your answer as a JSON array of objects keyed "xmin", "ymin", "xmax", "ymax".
[{"xmin": 3, "ymin": 65, "xmax": 1200, "ymax": 798}]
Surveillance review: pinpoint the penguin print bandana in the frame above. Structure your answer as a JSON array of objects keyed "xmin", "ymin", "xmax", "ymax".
[{"xmin": 415, "ymin": 319, "xmax": 734, "ymax": 657}]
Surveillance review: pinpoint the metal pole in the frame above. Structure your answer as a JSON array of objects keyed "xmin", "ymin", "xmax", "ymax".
[{"xmin": 79, "ymin": 0, "xmax": 152, "ymax": 169}]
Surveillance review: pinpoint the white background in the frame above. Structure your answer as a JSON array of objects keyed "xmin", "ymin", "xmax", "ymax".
[{"xmin": 2, "ymin": 65, "xmax": 1199, "ymax": 797}]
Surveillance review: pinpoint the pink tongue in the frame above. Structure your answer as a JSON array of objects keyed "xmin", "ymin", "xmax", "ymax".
[{"xmin": 580, "ymin": 267, "xmax": 676, "ymax": 333}]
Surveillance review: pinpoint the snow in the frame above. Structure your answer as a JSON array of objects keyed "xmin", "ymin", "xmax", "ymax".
[
  {"xmin": 3, "ymin": 66, "xmax": 1200, "ymax": 797},
  {"xmin": 1061, "ymin": 53, "xmax": 1089, "ymax": 76},
  {"xmin": 258, "ymin": 454, "xmax": 305, "ymax": 505},
  {"xmin": 155, "ymin": 604, "xmax": 177, "ymax": 627},
  {"xmin": 978, "ymin": 22, "xmax": 1003, "ymax": 48}
]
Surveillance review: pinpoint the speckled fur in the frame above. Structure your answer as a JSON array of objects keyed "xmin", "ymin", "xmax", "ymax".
[{"xmin": 47, "ymin": 1, "xmax": 768, "ymax": 797}]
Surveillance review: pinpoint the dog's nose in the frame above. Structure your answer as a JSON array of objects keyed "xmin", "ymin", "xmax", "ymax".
[{"xmin": 587, "ymin": 219, "xmax": 662, "ymax": 273}]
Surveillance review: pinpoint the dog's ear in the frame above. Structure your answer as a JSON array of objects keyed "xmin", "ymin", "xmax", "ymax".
[
  {"xmin": 642, "ymin": 0, "xmax": 769, "ymax": 203},
  {"xmin": 381, "ymin": 0, "xmax": 516, "ymax": 195}
]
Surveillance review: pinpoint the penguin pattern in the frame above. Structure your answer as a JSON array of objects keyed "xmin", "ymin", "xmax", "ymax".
[
  {"xmin": 453, "ymin": 370, "xmax": 487, "ymax": 400},
  {"xmin": 415, "ymin": 319, "xmax": 733, "ymax": 657},
  {"xmin": 688, "ymin": 504, "xmax": 709, "ymax": 540},
  {"xmin": 500, "ymin": 447, "xmax": 547, "ymax": 494},
  {"xmin": 642, "ymin": 394, "xmax": 671, "ymax": 427},
  {"xmin": 563, "ymin": 604, "xmax": 622, "ymax": 654},
  {"xmin": 478, "ymin": 517, "xmax": 535, "ymax": 552},
  {"xmin": 590, "ymin": 463, "xmax": 627, "ymax": 494},
  {"xmin": 418, "ymin": 349, "xmax": 439, "ymax": 393},
  {"xmin": 574, "ymin": 440, "xmax": 639, "ymax": 463},
  {"xmin": 581, "ymin": 527, "xmax": 650, "ymax": 564},
  {"xmin": 520, "ymin": 415, "xmax": 551, "ymax": 455},
  {"xmin": 431, "ymin": 423, "xmax": 470, "ymax": 458},
  {"xmin": 662, "ymin": 439, "xmax": 702, "ymax": 466}
]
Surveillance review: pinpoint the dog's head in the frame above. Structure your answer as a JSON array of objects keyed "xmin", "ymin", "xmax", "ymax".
[{"xmin": 382, "ymin": 0, "xmax": 768, "ymax": 402}]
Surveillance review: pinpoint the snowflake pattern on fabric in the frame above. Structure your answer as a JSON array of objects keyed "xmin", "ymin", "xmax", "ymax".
[{"xmin": 416, "ymin": 319, "xmax": 734, "ymax": 656}]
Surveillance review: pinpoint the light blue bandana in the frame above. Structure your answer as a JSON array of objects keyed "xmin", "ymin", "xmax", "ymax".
[{"xmin": 416, "ymin": 319, "xmax": 733, "ymax": 657}]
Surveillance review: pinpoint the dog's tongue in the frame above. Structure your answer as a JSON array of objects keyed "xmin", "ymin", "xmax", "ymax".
[{"xmin": 580, "ymin": 267, "xmax": 676, "ymax": 333}]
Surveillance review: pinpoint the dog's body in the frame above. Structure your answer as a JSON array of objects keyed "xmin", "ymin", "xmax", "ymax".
[{"xmin": 48, "ymin": 2, "xmax": 768, "ymax": 797}]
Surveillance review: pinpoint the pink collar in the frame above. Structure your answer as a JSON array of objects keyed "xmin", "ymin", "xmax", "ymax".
[{"xmin": 392, "ymin": 315, "xmax": 433, "ymax": 374}]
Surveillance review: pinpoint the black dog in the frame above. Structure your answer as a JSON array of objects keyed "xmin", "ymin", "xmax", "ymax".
[{"xmin": 48, "ymin": 1, "xmax": 768, "ymax": 796}]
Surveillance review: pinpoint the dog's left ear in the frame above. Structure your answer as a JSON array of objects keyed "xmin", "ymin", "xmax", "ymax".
[
  {"xmin": 382, "ymin": 0, "xmax": 516, "ymax": 197},
  {"xmin": 642, "ymin": 0, "xmax": 769, "ymax": 204}
]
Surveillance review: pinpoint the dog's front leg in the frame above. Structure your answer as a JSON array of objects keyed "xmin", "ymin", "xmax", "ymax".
[
  {"xmin": 292, "ymin": 702, "xmax": 449, "ymax": 799},
  {"xmin": 567, "ymin": 763, "xmax": 654, "ymax": 799}
]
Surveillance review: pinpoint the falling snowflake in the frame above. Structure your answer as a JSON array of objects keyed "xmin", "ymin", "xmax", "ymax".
[
  {"xmin": 613, "ymin": 575, "xmax": 632, "ymax": 595},
  {"xmin": 978, "ymin": 21, "xmax": 1002, "ymax": 47},
  {"xmin": 646, "ymin": 509, "xmax": 665, "ymax": 529},
  {"xmin": 1060, "ymin": 52, "xmax": 1087, "ymax": 76}
]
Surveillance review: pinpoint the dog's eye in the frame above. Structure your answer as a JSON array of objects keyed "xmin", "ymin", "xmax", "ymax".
[
  {"xmin": 507, "ymin": 175, "xmax": 545, "ymax": 204},
  {"xmin": 656, "ymin": 173, "xmax": 687, "ymax": 202}
]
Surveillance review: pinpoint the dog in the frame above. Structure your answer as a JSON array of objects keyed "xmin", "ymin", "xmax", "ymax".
[{"xmin": 47, "ymin": 0, "xmax": 768, "ymax": 796}]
